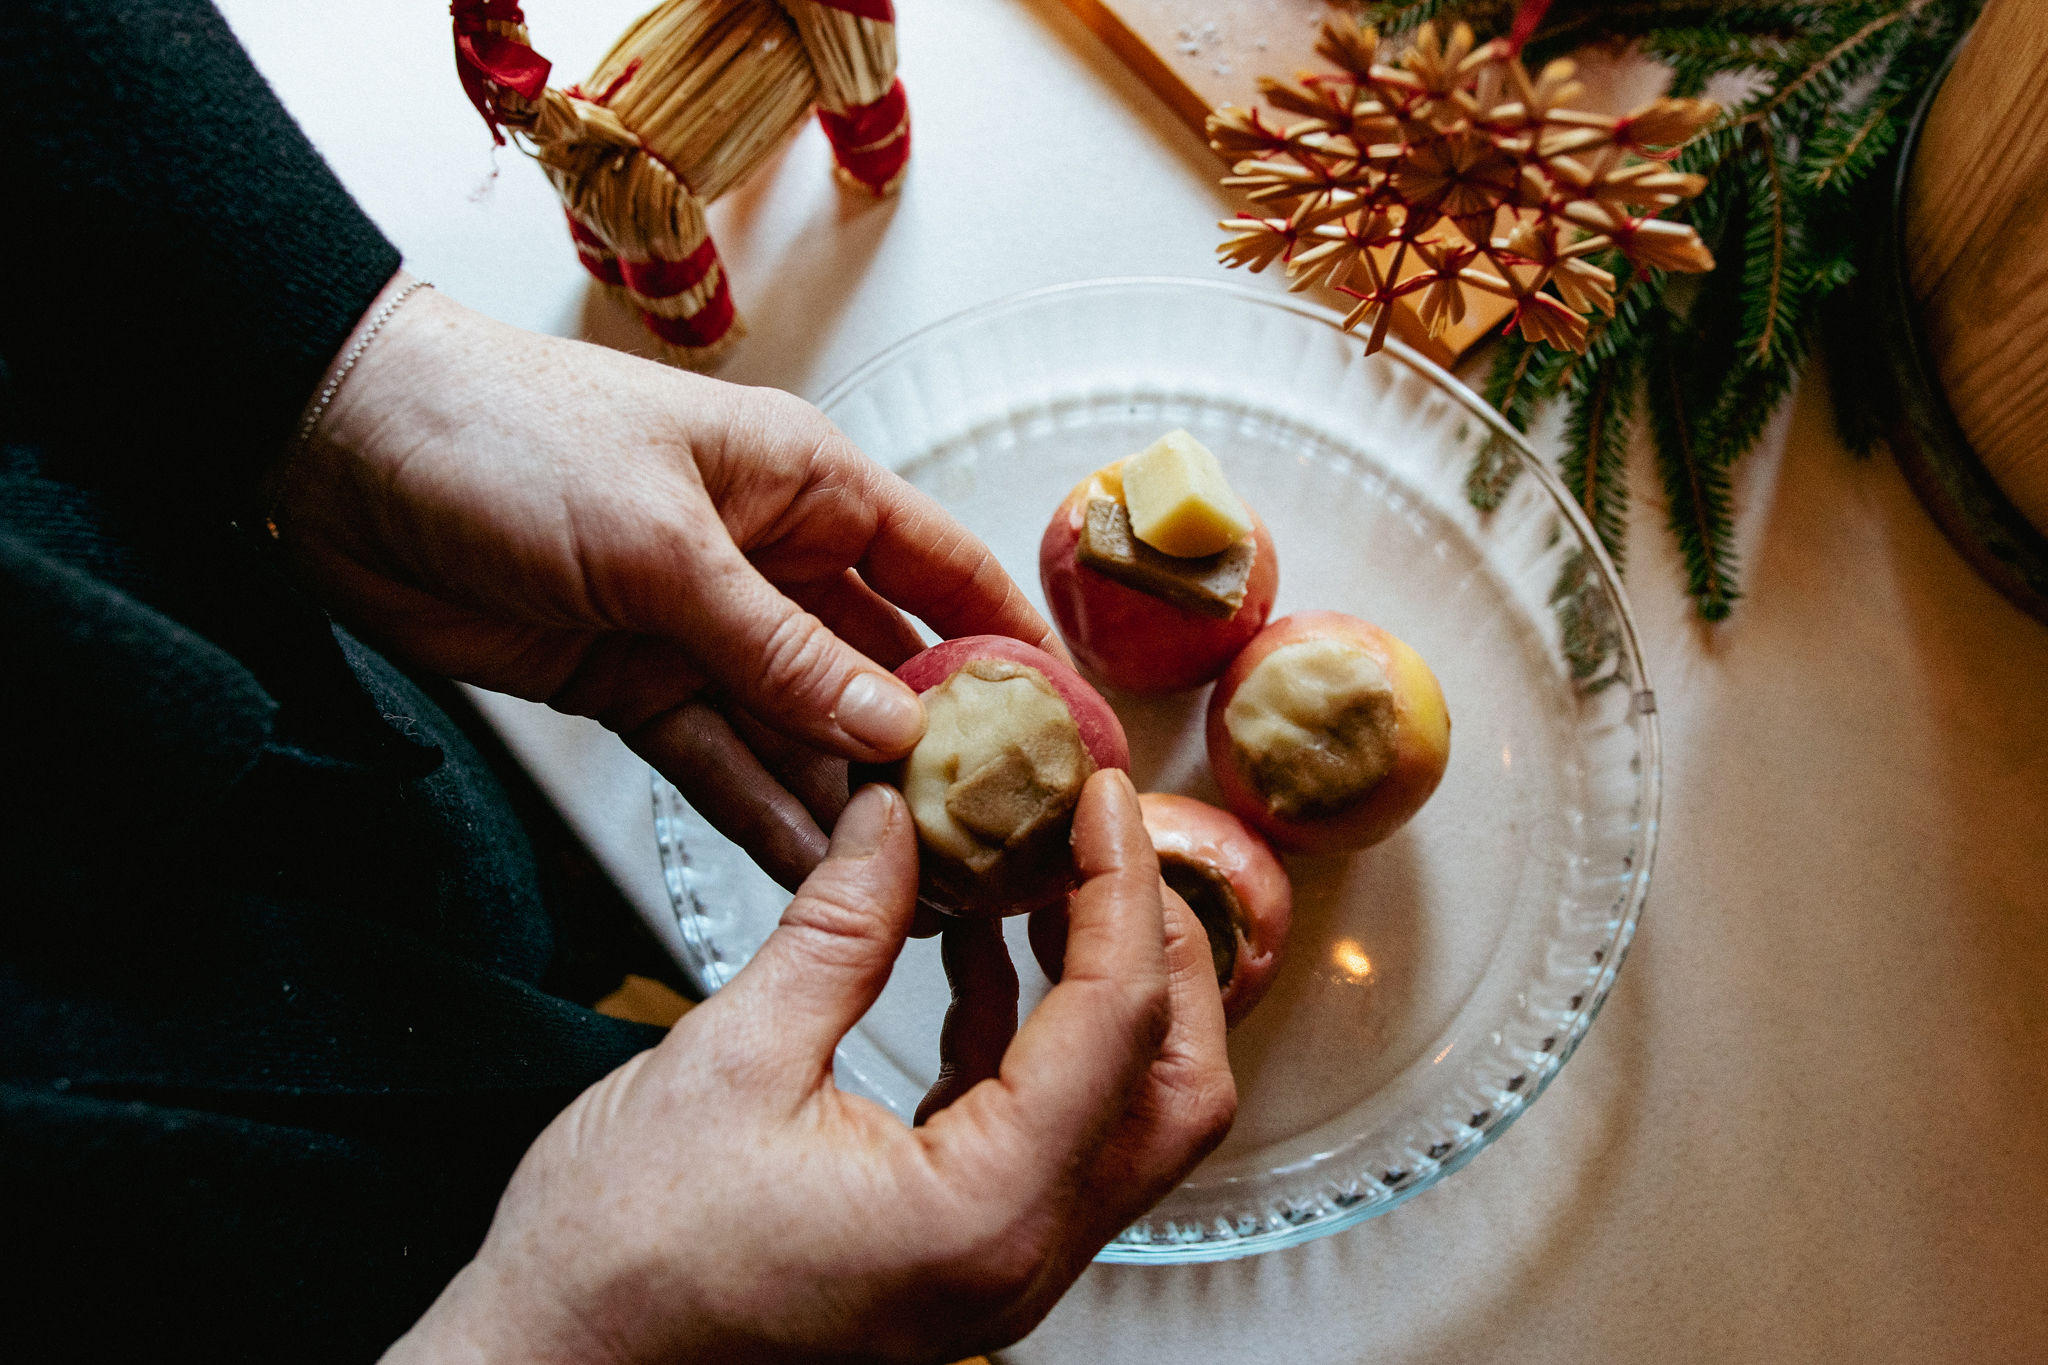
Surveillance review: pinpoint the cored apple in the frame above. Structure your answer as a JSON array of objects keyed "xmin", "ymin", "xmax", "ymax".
[
  {"xmin": 1139, "ymin": 793, "xmax": 1292, "ymax": 1027},
  {"xmin": 1024, "ymin": 792, "xmax": 1290, "ymax": 1027},
  {"xmin": 860, "ymin": 635, "xmax": 1130, "ymax": 918},
  {"xmin": 1205, "ymin": 611, "xmax": 1450, "ymax": 853},
  {"xmin": 1039, "ymin": 460, "xmax": 1278, "ymax": 694}
]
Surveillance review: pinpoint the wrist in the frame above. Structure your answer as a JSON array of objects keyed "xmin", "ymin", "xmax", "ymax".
[
  {"xmin": 384, "ymin": 1214, "xmax": 694, "ymax": 1365},
  {"xmin": 383, "ymin": 1249, "xmax": 586, "ymax": 1365},
  {"xmin": 380, "ymin": 1257, "xmax": 505, "ymax": 1365},
  {"xmin": 263, "ymin": 269, "xmax": 437, "ymax": 541}
]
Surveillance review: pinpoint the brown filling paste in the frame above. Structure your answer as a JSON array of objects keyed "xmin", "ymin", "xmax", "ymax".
[
  {"xmin": 1225, "ymin": 638, "xmax": 1399, "ymax": 820},
  {"xmin": 1160, "ymin": 855, "xmax": 1243, "ymax": 987},
  {"xmin": 1076, "ymin": 497, "xmax": 1253, "ymax": 619},
  {"xmin": 943, "ymin": 729, "xmax": 1089, "ymax": 852},
  {"xmin": 902, "ymin": 659, "xmax": 1095, "ymax": 882}
]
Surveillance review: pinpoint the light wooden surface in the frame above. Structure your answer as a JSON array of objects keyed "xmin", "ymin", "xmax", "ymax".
[
  {"xmin": 226, "ymin": 2, "xmax": 2048, "ymax": 1361},
  {"xmin": 1904, "ymin": 0, "xmax": 2048, "ymax": 534}
]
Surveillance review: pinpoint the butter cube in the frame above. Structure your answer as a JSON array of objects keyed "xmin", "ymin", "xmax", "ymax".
[{"xmin": 1121, "ymin": 430, "xmax": 1253, "ymax": 558}]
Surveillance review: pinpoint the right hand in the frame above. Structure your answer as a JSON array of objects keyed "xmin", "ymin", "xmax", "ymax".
[{"xmin": 383, "ymin": 770, "xmax": 1234, "ymax": 1365}]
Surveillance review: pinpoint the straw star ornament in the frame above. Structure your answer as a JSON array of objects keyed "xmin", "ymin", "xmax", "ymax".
[{"xmin": 1211, "ymin": 20, "xmax": 1718, "ymax": 356}]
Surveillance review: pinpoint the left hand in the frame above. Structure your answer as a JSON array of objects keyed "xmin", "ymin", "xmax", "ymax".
[{"xmin": 275, "ymin": 273, "xmax": 1059, "ymax": 889}]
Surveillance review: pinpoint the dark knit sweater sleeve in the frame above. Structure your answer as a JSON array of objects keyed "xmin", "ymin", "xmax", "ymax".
[{"xmin": 0, "ymin": 0, "xmax": 400, "ymax": 503}]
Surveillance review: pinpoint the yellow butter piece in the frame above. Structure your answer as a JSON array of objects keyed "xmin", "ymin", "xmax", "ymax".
[{"xmin": 1121, "ymin": 430, "xmax": 1253, "ymax": 558}]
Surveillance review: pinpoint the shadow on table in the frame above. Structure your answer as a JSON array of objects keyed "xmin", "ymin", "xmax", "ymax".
[{"xmin": 576, "ymin": 133, "xmax": 900, "ymax": 386}]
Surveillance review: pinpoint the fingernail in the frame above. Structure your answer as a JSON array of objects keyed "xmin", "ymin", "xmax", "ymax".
[
  {"xmin": 836, "ymin": 672, "xmax": 925, "ymax": 753},
  {"xmin": 832, "ymin": 784, "xmax": 897, "ymax": 859}
]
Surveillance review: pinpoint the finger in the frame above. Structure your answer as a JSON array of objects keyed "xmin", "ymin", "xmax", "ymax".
[
  {"xmin": 925, "ymin": 771, "xmax": 1167, "ymax": 1177},
  {"xmin": 718, "ymin": 784, "xmax": 919, "ymax": 1084},
  {"xmin": 915, "ymin": 918, "xmax": 1020, "ymax": 1125},
  {"xmin": 1157, "ymin": 886, "xmax": 1231, "ymax": 1069},
  {"xmin": 785, "ymin": 569, "xmax": 928, "ymax": 670},
  {"xmin": 1107, "ymin": 884, "xmax": 1237, "ymax": 1196},
  {"xmin": 661, "ymin": 529, "xmax": 929, "ymax": 764},
  {"xmin": 540, "ymin": 633, "xmax": 709, "ymax": 734},
  {"xmin": 627, "ymin": 702, "xmax": 829, "ymax": 891},
  {"xmin": 857, "ymin": 479, "xmax": 1065, "ymax": 660},
  {"xmin": 1026, "ymin": 904, "xmax": 1068, "ymax": 985},
  {"xmin": 725, "ymin": 706, "xmax": 850, "ymax": 833},
  {"xmin": 1051, "ymin": 883, "xmax": 1237, "ymax": 1257}
]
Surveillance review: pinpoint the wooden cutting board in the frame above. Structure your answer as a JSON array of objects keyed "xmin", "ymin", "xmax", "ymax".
[{"xmin": 1057, "ymin": 0, "xmax": 1512, "ymax": 366}]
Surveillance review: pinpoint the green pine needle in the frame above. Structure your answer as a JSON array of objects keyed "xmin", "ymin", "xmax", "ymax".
[
  {"xmin": 1646, "ymin": 322, "xmax": 1743, "ymax": 618},
  {"xmin": 1559, "ymin": 356, "xmax": 1637, "ymax": 573},
  {"xmin": 1736, "ymin": 127, "xmax": 1803, "ymax": 370}
]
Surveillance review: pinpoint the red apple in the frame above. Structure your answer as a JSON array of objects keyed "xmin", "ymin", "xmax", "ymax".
[
  {"xmin": 1139, "ymin": 793, "xmax": 1292, "ymax": 1027},
  {"xmin": 1039, "ymin": 463, "xmax": 1278, "ymax": 694},
  {"xmin": 862, "ymin": 635, "xmax": 1129, "ymax": 918},
  {"xmin": 1206, "ymin": 611, "xmax": 1450, "ymax": 853}
]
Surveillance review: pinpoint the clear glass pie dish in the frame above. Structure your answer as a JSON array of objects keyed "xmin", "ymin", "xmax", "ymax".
[{"xmin": 654, "ymin": 277, "xmax": 1659, "ymax": 1262}]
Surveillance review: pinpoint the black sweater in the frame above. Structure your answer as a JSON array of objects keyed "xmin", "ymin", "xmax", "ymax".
[{"xmin": 1, "ymin": 3, "xmax": 664, "ymax": 1356}]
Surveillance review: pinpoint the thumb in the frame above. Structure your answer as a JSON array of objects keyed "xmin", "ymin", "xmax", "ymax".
[
  {"xmin": 720, "ymin": 784, "xmax": 921, "ymax": 1083},
  {"xmin": 673, "ymin": 538, "xmax": 925, "ymax": 762}
]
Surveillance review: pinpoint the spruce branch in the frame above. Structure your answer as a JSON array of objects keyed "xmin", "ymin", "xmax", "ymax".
[
  {"xmin": 1738, "ymin": 124, "xmax": 1798, "ymax": 368},
  {"xmin": 1799, "ymin": 93, "xmax": 1904, "ymax": 193},
  {"xmin": 1560, "ymin": 354, "xmax": 1638, "ymax": 570},
  {"xmin": 1465, "ymin": 429, "xmax": 1526, "ymax": 511},
  {"xmin": 1468, "ymin": 338, "xmax": 1538, "ymax": 510},
  {"xmin": 1468, "ymin": 332, "xmax": 1577, "ymax": 510},
  {"xmin": 1560, "ymin": 265, "xmax": 1663, "ymax": 392},
  {"xmin": 1646, "ymin": 319, "xmax": 1742, "ymax": 618},
  {"xmin": 1722, "ymin": 0, "xmax": 1933, "ymax": 132}
]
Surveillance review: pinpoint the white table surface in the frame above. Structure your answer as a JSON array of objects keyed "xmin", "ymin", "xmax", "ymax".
[{"xmin": 225, "ymin": 2, "xmax": 2048, "ymax": 1360}]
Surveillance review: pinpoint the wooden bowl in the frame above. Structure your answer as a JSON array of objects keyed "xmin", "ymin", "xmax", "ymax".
[{"xmin": 1866, "ymin": 0, "xmax": 2048, "ymax": 624}]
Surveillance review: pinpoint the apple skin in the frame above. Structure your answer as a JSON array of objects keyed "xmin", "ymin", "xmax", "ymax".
[
  {"xmin": 862, "ymin": 635, "xmax": 1129, "ymax": 918},
  {"xmin": 1038, "ymin": 467, "xmax": 1278, "ymax": 695},
  {"xmin": 1205, "ymin": 611, "xmax": 1450, "ymax": 854},
  {"xmin": 1138, "ymin": 793, "xmax": 1292, "ymax": 1027}
]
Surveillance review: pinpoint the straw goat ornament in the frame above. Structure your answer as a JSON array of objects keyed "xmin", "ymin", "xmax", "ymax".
[{"xmin": 452, "ymin": 0, "xmax": 909, "ymax": 367}]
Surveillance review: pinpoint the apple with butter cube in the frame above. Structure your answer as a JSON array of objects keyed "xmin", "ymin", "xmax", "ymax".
[{"xmin": 1039, "ymin": 430, "xmax": 1277, "ymax": 694}]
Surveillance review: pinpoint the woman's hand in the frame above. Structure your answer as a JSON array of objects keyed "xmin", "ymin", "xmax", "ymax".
[
  {"xmin": 278, "ymin": 273, "xmax": 1058, "ymax": 889},
  {"xmin": 383, "ymin": 771, "xmax": 1235, "ymax": 1365}
]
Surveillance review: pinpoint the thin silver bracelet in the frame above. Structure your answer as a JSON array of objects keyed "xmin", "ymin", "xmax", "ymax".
[{"xmin": 269, "ymin": 277, "xmax": 434, "ymax": 540}]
